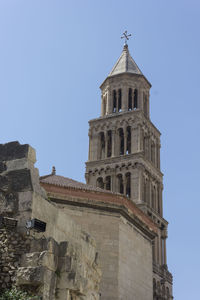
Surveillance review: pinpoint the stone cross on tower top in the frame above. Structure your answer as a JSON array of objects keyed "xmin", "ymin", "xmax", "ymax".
[{"xmin": 121, "ymin": 30, "xmax": 132, "ymax": 45}]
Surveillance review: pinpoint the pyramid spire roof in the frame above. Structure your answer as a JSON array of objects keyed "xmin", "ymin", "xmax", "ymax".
[{"xmin": 108, "ymin": 44, "xmax": 143, "ymax": 77}]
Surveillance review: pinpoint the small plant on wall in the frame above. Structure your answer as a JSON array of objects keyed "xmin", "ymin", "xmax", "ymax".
[{"xmin": 0, "ymin": 287, "xmax": 41, "ymax": 300}]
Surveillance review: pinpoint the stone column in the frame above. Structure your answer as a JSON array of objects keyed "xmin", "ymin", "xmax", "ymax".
[
  {"xmin": 91, "ymin": 131, "xmax": 99, "ymax": 161},
  {"xmin": 164, "ymin": 238, "xmax": 167, "ymax": 265},
  {"xmin": 88, "ymin": 130, "xmax": 92, "ymax": 161},
  {"xmin": 158, "ymin": 143, "xmax": 161, "ymax": 169},
  {"xmin": 147, "ymin": 91, "xmax": 150, "ymax": 118},
  {"xmin": 101, "ymin": 95, "xmax": 104, "ymax": 116},
  {"xmin": 131, "ymin": 168, "xmax": 140, "ymax": 203},
  {"xmin": 138, "ymin": 89, "xmax": 143, "ymax": 110},
  {"xmin": 111, "ymin": 129, "xmax": 115, "ymax": 157},
  {"xmin": 122, "ymin": 86, "xmax": 128, "ymax": 112},
  {"xmin": 160, "ymin": 185, "xmax": 163, "ymax": 217},
  {"xmin": 137, "ymin": 167, "xmax": 144, "ymax": 203},
  {"xmin": 131, "ymin": 125, "xmax": 139, "ymax": 153},
  {"xmin": 107, "ymin": 88, "xmax": 112, "ymax": 114}
]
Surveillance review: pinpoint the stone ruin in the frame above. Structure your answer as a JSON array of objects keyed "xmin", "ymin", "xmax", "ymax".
[{"xmin": 0, "ymin": 141, "xmax": 101, "ymax": 299}]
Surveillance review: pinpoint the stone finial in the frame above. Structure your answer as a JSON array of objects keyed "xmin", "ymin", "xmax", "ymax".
[{"xmin": 52, "ymin": 166, "xmax": 56, "ymax": 175}]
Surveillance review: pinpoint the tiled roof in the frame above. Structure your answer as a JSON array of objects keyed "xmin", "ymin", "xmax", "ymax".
[
  {"xmin": 40, "ymin": 174, "xmax": 113, "ymax": 194},
  {"xmin": 108, "ymin": 44, "xmax": 143, "ymax": 77}
]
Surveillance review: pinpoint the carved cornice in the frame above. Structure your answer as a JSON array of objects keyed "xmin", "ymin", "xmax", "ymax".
[
  {"xmin": 153, "ymin": 263, "xmax": 173, "ymax": 285},
  {"xmin": 86, "ymin": 153, "xmax": 163, "ymax": 183}
]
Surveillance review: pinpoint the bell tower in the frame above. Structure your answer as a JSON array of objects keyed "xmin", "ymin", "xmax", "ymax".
[{"xmin": 85, "ymin": 39, "xmax": 173, "ymax": 298}]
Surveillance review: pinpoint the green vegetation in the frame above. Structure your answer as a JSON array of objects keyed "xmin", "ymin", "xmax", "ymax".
[{"xmin": 0, "ymin": 287, "xmax": 40, "ymax": 300}]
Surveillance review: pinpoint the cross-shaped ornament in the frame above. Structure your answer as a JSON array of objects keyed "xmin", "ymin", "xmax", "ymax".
[{"xmin": 121, "ymin": 31, "xmax": 132, "ymax": 45}]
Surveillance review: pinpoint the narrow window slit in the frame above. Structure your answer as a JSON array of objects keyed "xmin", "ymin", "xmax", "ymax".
[
  {"xmin": 134, "ymin": 89, "xmax": 138, "ymax": 109},
  {"xmin": 105, "ymin": 176, "xmax": 111, "ymax": 190},
  {"xmin": 113, "ymin": 90, "xmax": 117, "ymax": 113},
  {"xmin": 128, "ymin": 88, "xmax": 132, "ymax": 110},
  {"xmin": 107, "ymin": 130, "xmax": 112, "ymax": 157}
]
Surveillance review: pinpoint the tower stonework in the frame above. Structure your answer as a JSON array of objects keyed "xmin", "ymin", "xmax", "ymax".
[{"xmin": 85, "ymin": 44, "xmax": 173, "ymax": 298}]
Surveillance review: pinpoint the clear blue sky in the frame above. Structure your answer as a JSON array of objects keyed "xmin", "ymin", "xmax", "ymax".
[{"xmin": 0, "ymin": 1, "xmax": 199, "ymax": 298}]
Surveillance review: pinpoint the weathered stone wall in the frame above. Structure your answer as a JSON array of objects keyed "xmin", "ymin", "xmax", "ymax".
[
  {"xmin": 0, "ymin": 142, "xmax": 101, "ymax": 299},
  {"xmin": 60, "ymin": 204, "xmax": 154, "ymax": 300},
  {"xmin": 0, "ymin": 227, "xmax": 30, "ymax": 289},
  {"xmin": 62, "ymin": 207, "xmax": 119, "ymax": 300}
]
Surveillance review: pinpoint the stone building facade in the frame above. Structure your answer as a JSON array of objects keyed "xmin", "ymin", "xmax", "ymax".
[
  {"xmin": 40, "ymin": 173, "xmax": 158, "ymax": 300},
  {"xmin": 0, "ymin": 142, "xmax": 101, "ymax": 299},
  {"xmin": 85, "ymin": 44, "xmax": 173, "ymax": 299}
]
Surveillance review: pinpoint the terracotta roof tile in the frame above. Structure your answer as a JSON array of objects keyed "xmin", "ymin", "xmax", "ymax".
[{"xmin": 40, "ymin": 174, "xmax": 114, "ymax": 194}]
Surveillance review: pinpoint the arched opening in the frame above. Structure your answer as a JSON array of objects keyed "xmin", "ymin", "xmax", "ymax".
[
  {"xmin": 118, "ymin": 89, "xmax": 122, "ymax": 112},
  {"xmin": 105, "ymin": 176, "xmax": 111, "ymax": 190},
  {"xmin": 117, "ymin": 174, "xmax": 124, "ymax": 194},
  {"xmin": 152, "ymin": 185, "xmax": 156, "ymax": 210},
  {"xmin": 166, "ymin": 287, "xmax": 170, "ymax": 300},
  {"xmin": 125, "ymin": 172, "xmax": 131, "ymax": 197},
  {"xmin": 162, "ymin": 285, "xmax": 165, "ymax": 298},
  {"xmin": 153, "ymin": 278, "xmax": 156, "ymax": 299},
  {"xmin": 157, "ymin": 282, "xmax": 161, "ymax": 297},
  {"xmin": 151, "ymin": 141, "xmax": 155, "ymax": 164},
  {"xmin": 126, "ymin": 126, "xmax": 131, "ymax": 154},
  {"xmin": 113, "ymin": 90, "xmax": 117, "ymax": 113},
  {"xmin": 97, "ymin": 177, "xmax": 104, "ymax": 189},
  {"xmin": 107, "ymin": 130, "xmax": 112, "ymax": 158},
  {"xmin": 99, "ymin": 132, "xmax": 105, "ymax": 159},
  {"xmin": 118, "ymin": 128, "xmax": 124, "ymax": 155},
  {"xmin": 128, "ymin": 88, "xmax": 132, "ymax": 110},
  {"xmin": 133, "ymin": 89, "xmax": 138, "ymax": 109}
]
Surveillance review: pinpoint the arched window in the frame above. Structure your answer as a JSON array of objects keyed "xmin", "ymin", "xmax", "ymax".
[
  {"xmin": 125, "ymin": 172, "xmax": 131, "ymax": 197},
  {"xmin": 99, "ymin": 132, "xmax": 105, "ymax": 159},
  {"xmin": 153, "ymin": 278, "xmax": 156, "ymax": 297},
  {"xmin": 105, "ymin": 176, "xmax": 111, "ymax": 190},
  {"xmin": 118, "ymin": 128, "xmax": 124, "ymax": 155},
  {"xmin": 143, "ymin": 135, "xmax": 149, "ymax": 158},
  {"xmin": 166, "ymin": 287, "xmax": 170, "ymax": 300},
  {"xmin": 117, "ymin": 174, "xmax": 124, "ymax": 194},
  {"xmin": 118, "ymin": 89, "xmax": 122, "ymax": 112},
  {"xmin": 126, "ymin": 126, "xmax": 131, "ymax": 154},
  {"xmin": 151, "ymin": 141, "xmax": 155, "ymax": 164},
  {"xmin": 113, "ymin": 90, "xmax": 117, "ymax": 113},
  {"xmin": 133, "ymin": 89, "xmax": 138, "ymax": 109},
  {"xmin": 162, "ymin": 285, "xmax": 165, "ymax": 298},
  {"xmin": 157, "ymin": 282, "xmax": 161, "ymax": 296},
  {"xmin": 97, "ymin": 177, "xmax": 104, "ymax": 189},
  {"xmin": 107, "ymin": 130, "xmax": 112, "ymax": 157},
  {"xmin": 128, "ymin": 88, "xmax": 132, "ymax": 110}
]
